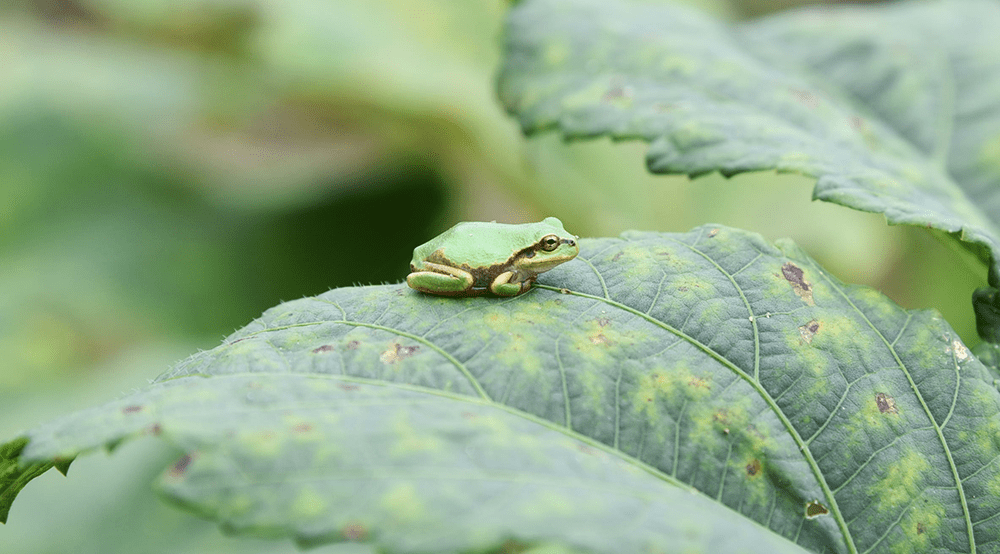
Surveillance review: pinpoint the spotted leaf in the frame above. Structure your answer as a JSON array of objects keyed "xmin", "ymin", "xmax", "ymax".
[
  {"xmin": 4, "ymin": 226, "xmax": 999, "ymax": 554},
  {"xmin": 499, "ymin": 0, "xmax": 1000, "ymax": 279}
]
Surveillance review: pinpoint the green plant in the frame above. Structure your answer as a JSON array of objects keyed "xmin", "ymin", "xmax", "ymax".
[{"xmin": 4, "ymin": 0, "xmax": 1000, "ymax": 553}]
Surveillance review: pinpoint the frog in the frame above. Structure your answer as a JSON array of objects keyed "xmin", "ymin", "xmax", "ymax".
[{"xmin": 407, "ymin": 217, "xmax": 579, "ymax": 297}]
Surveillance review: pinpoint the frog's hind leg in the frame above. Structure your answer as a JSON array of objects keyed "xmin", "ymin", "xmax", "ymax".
[
  {"xmin": 490, "ymin": 271, "xmax": 531, "ymax": 297},
  {"xmin": 407, "ymin": 262, "xmax": 475, "ymax": 295}
]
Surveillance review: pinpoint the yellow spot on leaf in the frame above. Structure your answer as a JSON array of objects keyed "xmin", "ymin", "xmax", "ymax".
[
  {"xmin": 239, "ymin": 430, "xmax": 282, "ymax": 458},
  {"xmin": 868, "ymin": 448, "xmax": 930, "ymax": 511},
  {"xmin": 380, "ymin": 483, "xmax": 425, "ymax": 523},
  {"xmin": 544, "ymin": 42, "xmax": 570, "ymax": 66},
  {"xmin": 392, "ymin": 414, "xmax": 442, "ymax": 456},
  {"xmin": 293, "ymin": 487, "xmax": 327, "ymax": 520},
  {"xmin": 894, "ymin": 499, "xmax": 945, "ymax": 553},
  {"xmin": 634, "ymin": 364, "xmax": 713, "ymax": 420},
  {"xmin": 979, "ymin": 133, "xmax": 1000, "ymax": 176}
]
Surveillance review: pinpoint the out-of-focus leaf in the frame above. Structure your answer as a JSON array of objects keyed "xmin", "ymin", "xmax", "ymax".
[
  {"xmin": 499, "ymin": 0, "xmax": 1000, "ymax": 278},
  {"xmin": 0, "ymin": 439, "xmax": 54, "ymax": 524},
  {"xmin": 5, "ymin": 225, "xmax": 999, "ymax": 553}
]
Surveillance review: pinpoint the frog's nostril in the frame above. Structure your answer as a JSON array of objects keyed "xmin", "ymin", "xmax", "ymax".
[{"xmin": 565, "ymin": 239, "xmax": 576, "ymax": 246}]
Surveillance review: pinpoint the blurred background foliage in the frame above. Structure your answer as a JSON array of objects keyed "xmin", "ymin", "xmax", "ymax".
[{"xmin": 0, "ymin": 0, "xmax": 983, "ymax": 552}]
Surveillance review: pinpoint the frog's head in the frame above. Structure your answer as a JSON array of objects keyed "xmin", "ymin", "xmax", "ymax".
[{"xmin": 515, "ymin": 217, "xmax": 580, "ymax": 273}]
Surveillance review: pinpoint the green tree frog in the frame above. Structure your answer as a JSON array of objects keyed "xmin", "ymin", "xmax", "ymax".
[{"xmin": 407, "ymin": 217, "xmax": 579, "ymax": 297}]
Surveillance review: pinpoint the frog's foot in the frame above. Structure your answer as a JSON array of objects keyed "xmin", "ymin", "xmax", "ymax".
[
  {"xmin": 490, "ymin": 271, "xmax": 532, "ymax": 297},
  {"xmin": 407, "ymin": 262, "xmax": 474, "ymax": 295}
]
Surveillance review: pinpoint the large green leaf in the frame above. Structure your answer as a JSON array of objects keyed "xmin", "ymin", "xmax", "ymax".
[
  {"xmin": 5, "ymin": 226, "xmax": 1000, "ymax": 553},
  {"xmin": 498, "ymin": 0, "xmax": 1000, "ymax": 276}
]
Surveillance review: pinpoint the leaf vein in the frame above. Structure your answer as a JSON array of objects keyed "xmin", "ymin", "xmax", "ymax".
[
  {"xmin": 806, "ymin": 257, "xmax": 974, "ymax": 552},
  {"xmin": 563, "ymin": 287, "xmax": 849, "ymax": 551}
]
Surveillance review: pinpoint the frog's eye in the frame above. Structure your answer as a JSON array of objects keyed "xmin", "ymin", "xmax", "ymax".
[{"xmin": 540, "ymin": 234, "xmax": 560, "ymax": 252}]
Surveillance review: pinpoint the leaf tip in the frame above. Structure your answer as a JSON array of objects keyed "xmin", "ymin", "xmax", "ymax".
[{"xmin": 54, "ymin": 458, "xmax": 74, "ymax": 476}]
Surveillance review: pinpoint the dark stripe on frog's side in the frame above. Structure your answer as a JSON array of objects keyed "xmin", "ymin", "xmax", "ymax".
[{"xmin": 411, "ymin": 242, "xmax": 547, "ymax": 293}]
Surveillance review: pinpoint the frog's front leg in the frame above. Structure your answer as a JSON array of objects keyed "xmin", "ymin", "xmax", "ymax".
[
  {"xmin": 407, "ymin": 261, "xmax": 475, "ymax": 295},
  {"xmin": 490, "ymin": 271, "xmax": 532, "ymax": 297}
]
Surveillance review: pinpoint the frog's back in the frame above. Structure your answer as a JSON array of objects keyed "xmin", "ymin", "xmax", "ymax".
[{"xmin": 411, "ymin": 221, "xmax": 554, "ymax": 269}]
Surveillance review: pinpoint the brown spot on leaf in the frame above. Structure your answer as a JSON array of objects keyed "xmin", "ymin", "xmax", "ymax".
[
  {"xmin": 342, "ymin": 521, "xmax": 368, "ymax": 541},
  {"xmin": 707, "ymin": 228, "xmax": 719, "ymax": 238},
  {"xmin": 849, "ymin": 115, "xmax": 866, "ymax": 131},
  {"xmin": 805, "ymin": 500, "xmax": 829, "ymax": 519},
  {"xmin": 312, "ymin": 345, "xmax": 335, "ymax": 353},
  {"xmin": 577, "ymin": 444, "xmax": 597, "ymax": 456},
  {"xmin": 338, "ymin": 383, "xmax": 360, "ymax": 392},
  {"xmin": 612, "ymin": 251, "xmax": 624, "ymax": 262},
  {"xmin": 798, "ymin": 320, "xmax": 821, "ymax": 344},
  {"xmin": 345, "ymin": 340, "xmax": 360, "ymax": 350},
  {"xmin": 688, "ymin": 376, "xmax": 710, "ymax": 389},
  {"xmin": 399, "ymin": 345, "xmax": 419, "ymax": 356},
  {"xmin": 745, "ymin": 459, "xmax": 762, "ymax": 478},
  {"xmin": 781, "ymin": 262, "xmax": 814, "ymax": 305},
  {"xmin": 917, "ymin": 522, "xmax": 926, "ymax": 534},
  {"xmin": 380, "ymin": 342, "xmax": 419, "ymax": 364},
  {"xmin": 170, "ymin": 454, "xmax": 192, "ymax": 477},
  {"xmin": 145, "ymin": 423, "xmax": 162, "ymax": 436},
  {"xmin": 596, "ymin": 317, "xmax": 610, "ymax": 327},
  {"xmin": 293, "ymin": 423, "xmax": 313, "ymax": 433},
  {"xmin": 602, "ymin": 85, "xmax": 633, "ymax": 103},
  {"xmin": 227, "ymin": 337, "xmax": 247, "ymax": 345},
  {"xmin": 589, "ymin": 333, "xmax": 611, "ymax": 346},
  {"xmin": 875, "ymin": 392, "xmax": 898, "ymax": 414},
  {"xmin": 790, "ymin": 88, "xmax": 819, "ymax": 109},
  {"xmin": 461, "ymin": 411, "xmax": 478, "ymax": 420},
  {"xmin": 122, "ymin": 405, "xmax": 143, "ymax": 414}
]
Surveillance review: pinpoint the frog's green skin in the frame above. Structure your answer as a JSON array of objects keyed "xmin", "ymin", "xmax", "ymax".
[{"xmin": 407, "ymin": 217, "xmax": 579, "ymax": 297}]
